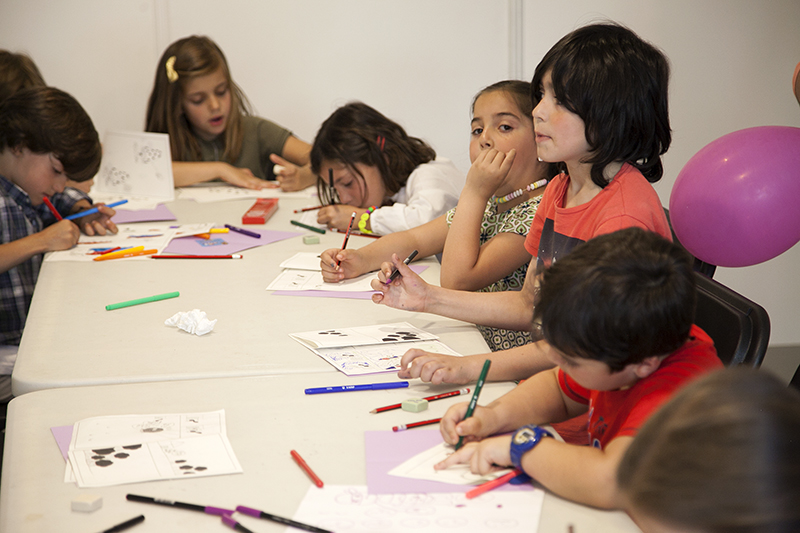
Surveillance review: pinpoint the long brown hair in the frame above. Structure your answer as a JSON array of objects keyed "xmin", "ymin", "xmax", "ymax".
[
  {"xmin": 145, "ymin": 36, "xmax": 251, "ymax": 163},
  {"xmin": 618, "ymin": 368, "xmax": 800, "ymax": 532}
]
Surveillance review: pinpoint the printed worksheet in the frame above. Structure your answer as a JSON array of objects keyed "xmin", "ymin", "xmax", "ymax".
[
  {"xmin": 67, "ymin": 410, "xmax": 241, "ymax": 488},
  {"xmin": 288, "ymin": 485, "xmax": 544, "ymax": 533},
  {"xmin": 267, "ymin": 269, "xmax": 378, "ymax": 292},
  {"xmin": 291, "ymin": 322, "xmax": 438, "ymax": 350},
  {"xmin": 388, "ymin": 441, "xmax": 512, "ymax": 486},
  {"xmin": 313, "ymin": 339, "xmax": 462, "ymax": 376},
  {"xmin": 280, "ymin": 252, "xmax": 324, "ymax": 271}
]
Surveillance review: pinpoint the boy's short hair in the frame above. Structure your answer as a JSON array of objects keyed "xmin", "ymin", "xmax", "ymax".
[
  {"xmin": 530, "ymin": 22, "xmax": 671, "ymax": 187},
  {"xmin": 0, "ymin": 86, "xmax": 100, "ymax": 182},
  {"xmin": 533, "ymin": 228, "xmax": 695, "ymax": 371}
]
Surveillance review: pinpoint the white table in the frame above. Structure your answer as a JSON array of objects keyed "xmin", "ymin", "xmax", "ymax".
[
  {"xmin": 0, "ymin": 373, "xmax": 640, "ymax": 532},
  {"xmin": 12, "ymin": 195, "xmax": 488, "ymax": 395}
]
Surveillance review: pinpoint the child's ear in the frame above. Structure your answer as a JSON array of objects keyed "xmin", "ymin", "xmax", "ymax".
[{"xmin": 631, "ymin": 355, "xmax": 663, "ymax": 379}]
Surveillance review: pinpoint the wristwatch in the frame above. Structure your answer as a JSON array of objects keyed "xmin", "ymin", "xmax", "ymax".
[{"xmin": 509, "ymin": 425, "xmax": 552, "ymax": 470}]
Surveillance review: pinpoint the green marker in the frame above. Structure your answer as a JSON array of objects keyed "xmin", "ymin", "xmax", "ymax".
[
  {"xmin": 290, "ymin": 220, "xmax": 326, "ymax": 234},
  {"xmin": 105, "ymin": 291, "xmax": 180, "ymax": 311},
  {"xmin": 455, "ymin": 359, "xmax": 491, "ymax": 451}
]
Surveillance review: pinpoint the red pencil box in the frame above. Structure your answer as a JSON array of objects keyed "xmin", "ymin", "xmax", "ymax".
[{"xmin": 242, "ymin": 198, "xmax": 279, "ymax": 224}]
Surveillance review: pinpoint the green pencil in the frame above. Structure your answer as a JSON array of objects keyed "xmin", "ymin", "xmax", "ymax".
[
  {"xmin": 105, "ymin": 291, "xmax": 180, "ymax": 311},
  {"xmin": 455, "ymin": 359, "xmax": 491, "ymax": 450},
  {"xmin": 290, "ymin": 220, "xmax": 326, "ymax": 234}
]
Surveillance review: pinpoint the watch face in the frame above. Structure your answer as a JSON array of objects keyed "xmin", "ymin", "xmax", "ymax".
[{"xmin": 513, "ymin": 427, "xmax": 537, "ymax": 445}]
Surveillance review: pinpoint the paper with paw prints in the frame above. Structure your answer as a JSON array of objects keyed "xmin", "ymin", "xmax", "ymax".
[
  {"xmin": 290, "ymin": 322, "xmax": 438, "ymax": 350},
  {"xmin": 67, "ymin": 410, "xmax": 241, "ymax": 488}
]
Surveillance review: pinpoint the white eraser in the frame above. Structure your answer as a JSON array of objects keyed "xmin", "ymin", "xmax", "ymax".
[
  {"xmin": 273, "ymin": 164, "xmax": 286, "ymax": 175},
  {"xmin": 401, "ymin": 398, "xmax": 429, "ymax": 413},
  {"xmin": 72, "ymin": 494, "xmax": 102, "ymax": 512}
]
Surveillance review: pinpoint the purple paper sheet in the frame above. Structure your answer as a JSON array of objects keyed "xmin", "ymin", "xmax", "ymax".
[
  {"xmin": 111, "ymin": 205, "xmax": 177, "ymax": 224},
  {"xmin": 365, "ymin": 429, "xmax": 533, "ymax": 494},
  {"xmin": 271, "ymin": 265, "xmax": 428, "ymax": 300},
  {"xmin": 162, "ymin": 229, "xmax": 301, "ymax": 255},
  {"xmin": 51, "ymin": 425, "xmax": 73, "ymax": 461}
]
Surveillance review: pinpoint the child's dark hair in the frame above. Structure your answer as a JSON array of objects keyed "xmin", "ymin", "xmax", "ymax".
[
  {"xmin": 472, "ymin": 80, "xmax": 534, "ymax": 118},
  {"xmin": 533, "ymin": 227, "xmax": 695, "ymax": 371},
  {"xmin": 531, "ymin": 22, "xmax": 671, "ymax": 187},
  {"xmin": 145, "ymin": 35, "xmax": 251, "ymax": 163},
  {"xmin": 618, "ymin": 368, "xmax": 800, "ymax": 532},
  {"xmin": 0, "ymin": 86, "xmax": 101, "ymax": 182},
  {"xmin": 0, "ymin": 50, "xmax": 46, "ymax": 103},
  {"xmin": 310, "ymin": 102, "xmax": 436, "ymax": 205}
]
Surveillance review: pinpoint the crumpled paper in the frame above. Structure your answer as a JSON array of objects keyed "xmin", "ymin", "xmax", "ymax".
[{"xmin": 164, "ymin": 309, "xmax": 217, "ymax": 336}]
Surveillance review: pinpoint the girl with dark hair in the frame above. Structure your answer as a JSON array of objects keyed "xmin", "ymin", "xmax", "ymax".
[{"xmin": 310, "ymin": 102, "xmax": 464, "ymax": 234}]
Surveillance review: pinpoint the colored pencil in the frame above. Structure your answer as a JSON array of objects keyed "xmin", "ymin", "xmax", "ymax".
[
  {"xmin": 304, "ymin": 381, "xmax": 409, "ymax": 395},
  {"xmin": 291, "ymin": 449, "xmax": 324, "ymax": 488},
  {"xmin": 455, "ymin": 359, "xmax": 491, "ymax": 450},
  {"xmin": 465, "ymin": 469, "xmax": 522, "ymax": 499},
  {"xmin": 371, "ymin": 388, "xmax": 471, "ymax": 414},
  {"xmin": 151, "ymin": 254, "xmax": 243, "ymax": 259},
  {"xmin": 386, "ymin": 250, "xmax": 419, "ymax": 284},
  {"xmin": 42, "ymin": 196, "xmax": 62, "ymax": 220},
  {"xmin": 290, "ymin": 220, "xmax": 326, "ymax": 234},
  {"xmin": 335, "ymin": 228, "xmax": 380, "ymax": 239},
  {"xmin": 393, "ymin": 417, "xmax": 442, "ymax": 432},
  {"xmin": 105, "ymin": 291, "xmax": 179, "ymax": 311},
  {"xmin": 336, "ymin": 212, "xmax": 356, "ymax": 266},
  {"xmin": 293, "ymin": 205, "xmax": 325, "ymax": 213},
  {"xmin": 64, "ymin": 199, "xmax": 128, "ymax": 220}
]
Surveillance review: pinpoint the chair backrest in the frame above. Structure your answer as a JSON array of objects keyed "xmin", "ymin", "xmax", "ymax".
[{"xmin": 694, "ymin": 272, "xmax": 770, "ymax": 367}]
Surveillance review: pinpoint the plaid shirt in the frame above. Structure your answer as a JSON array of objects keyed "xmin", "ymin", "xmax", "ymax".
[{"xmin": 0, "ymin": 175, "xmax": 89, "ymax": 345}]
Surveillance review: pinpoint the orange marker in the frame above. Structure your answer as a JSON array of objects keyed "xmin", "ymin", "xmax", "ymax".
[
  {"xmin": 94, "ymin": 247, "xmax": 156, "ymax": 261},
  {"xmin": 290, "ymin": 450, "xmax": 324, "ymax": 488}
]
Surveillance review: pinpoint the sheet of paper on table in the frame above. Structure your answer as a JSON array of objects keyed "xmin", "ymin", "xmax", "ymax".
[{"xmin": 176, "ymin": 184, "xmax": 315, "ymax": 202}]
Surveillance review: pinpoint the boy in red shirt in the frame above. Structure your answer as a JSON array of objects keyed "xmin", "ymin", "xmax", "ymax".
[{"xmin": 436, "ymin": 228, "xmax": 722, "ymax": 509}]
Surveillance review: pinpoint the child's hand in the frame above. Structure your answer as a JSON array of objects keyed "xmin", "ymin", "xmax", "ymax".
[
  {"xmin": 320, "ymin": 248, "xmax": 365, "ymax": 282},
  {"xmin": 434, "ymin": 435, "xmax": 513, "ymax": 476},
  {"xmin": 439, "ymin": 402, "xmax": 498, "ymax": 445},
  {"xmin": 40, "ymin": 219, "xmax": 80, "ymax": 251},
  {"xmin": 398, "ymin": 349, "xmax": 481, "ymax": 384},
  {"xmin": 77, "ymin": 204, "xmax": 119, "ymax": 236},
  {"xmin": 317, "ymin": 205, "xmax": 363, "ymax": 231},
  {"xmin": 269, "ymin": 154, "xmax": 315, "ymax": 192},
  {"xmin": 370, "ymin": 253, "xmax": 428, "ymax": 311},
  {"xmin": 223, "ymin": 164, "xmax": 272, "ymax": 190},
  {"xmin": 465, "ymin": 148, "xmax": 516, "ymax": 199}
]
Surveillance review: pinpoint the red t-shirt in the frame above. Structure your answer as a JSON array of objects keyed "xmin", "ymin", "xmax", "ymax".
[
  {"xmin": 525, "ymin": 164, "xmax": 671, "ymax": 271},
  {"xmin": 558, "ymin": 325, "xmax": 723, "ymax": 449}
]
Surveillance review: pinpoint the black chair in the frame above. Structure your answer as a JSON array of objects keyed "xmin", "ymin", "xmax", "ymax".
[
  {"xmin": 664, "ymin": 208, "xmax": 717, "ymax": 278},
  {"xmin": 694, "ymin": 272, "xmax": 770, "ymax": 368}
]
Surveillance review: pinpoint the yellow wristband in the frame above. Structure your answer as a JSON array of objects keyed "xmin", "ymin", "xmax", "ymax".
[{"xmin": 358, "ymin": 212, "xmax": 372, "ymax": 234}]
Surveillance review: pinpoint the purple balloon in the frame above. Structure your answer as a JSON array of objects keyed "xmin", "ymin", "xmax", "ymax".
[{"xmin": 670, "ymin": 126, "xmax": 800, "ymax": 267}]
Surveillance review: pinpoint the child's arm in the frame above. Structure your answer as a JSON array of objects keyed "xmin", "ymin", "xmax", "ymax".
[
  {"xmin": 171, "ymin": 161, "xmax": 272, "ymax": 189},
  {"xmin": 270, "ymin": 136, "xmax": 316, "ymax": 192},
  {"xmin": 440, "ymin": 149, "xmax": 531, "ymax": 291},
  {"xmin": 319, "ymin": 214, "xmax": 449, "ymax": 283},
  {"xmin": 0, "ymin": 221, "xmax": 80, "ymax": 272},
  {"xmin": 397, "ymin": 339, "xmax": 554, "ymax": 384}
]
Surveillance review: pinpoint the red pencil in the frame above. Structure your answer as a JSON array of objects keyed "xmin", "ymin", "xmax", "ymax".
[
  {"xmin": 335, "ymin": 228, "xmax": 381, "ymax": 239},
  {"xmin": 151, "ymin": 254, "xmax": 243, "ymax": 259},
  {"xmin": 42, "ymin": 196, "xmax": 62, "ymax": 220},
  {"xmin": 392, "ymin": 417, "xmax": 442, "ymax": 432},
  {"xmin": 336, "ymin": 212, "xmax": 356, "ymax": 267},
  {"xmin": 465, "ymin": 469, "xmax": 523, "ymax": 499},
  {"xmin": 290, "ymin": 449, "xmax": 324, "ymax": 488},
  {"xmin": 370, "ymin": 387, "xmax": 470, "ymax": 414},
  {"xmin": 292, "ymin": 205, "xmax": 325, "ymax": 213}
]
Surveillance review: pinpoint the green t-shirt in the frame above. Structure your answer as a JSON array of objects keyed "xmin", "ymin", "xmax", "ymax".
[{"xmin": 196, "ymin": 116, "xmax": 291, "ymax": 180}]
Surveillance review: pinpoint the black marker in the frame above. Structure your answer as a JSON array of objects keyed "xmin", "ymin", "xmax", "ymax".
[
  {"xmin": 236, "ymin": 505, "xmax": 332, "ymax": 533},
  {"xmin": 386, "ymin": 249, "xmax": 418, "ymax": 284},
  {"xmin": 126, "ymin": 494, "xmax": 234, "ymax": 516},
  {"xmin": 99, "ymin": 514, "xmax": 144, "ymax": 533}
]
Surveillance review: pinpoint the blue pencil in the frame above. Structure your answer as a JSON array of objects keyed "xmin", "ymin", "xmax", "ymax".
[
  {"xmin": 65, "ymin": 199, "xmax": 128, "ymax": 220},
  {"xmin": 305, "ymin": 381, "xmax": 409, "ymax": 395}
]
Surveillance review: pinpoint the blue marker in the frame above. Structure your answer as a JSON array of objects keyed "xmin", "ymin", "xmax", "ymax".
[
  {"xmin": 65, "ymin": 199, "xmax": 128, "ymax": 220},
  {"xmin": 305, "ymin": 381, "xmax": 409, "ymax": 395}
]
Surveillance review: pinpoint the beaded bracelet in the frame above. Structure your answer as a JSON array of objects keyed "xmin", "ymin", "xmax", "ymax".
[{"xmin": 358, "ymin": 206, "xmax": 377, "ymax": 234}]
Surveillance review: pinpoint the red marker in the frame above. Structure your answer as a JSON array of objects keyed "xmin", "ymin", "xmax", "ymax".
[
  {"xmin": 42, "ymin": 196, "xmax": 62, "ymax": 220},
  {"xmin": 291, "ymin": 449, "xmax": 324, "ymax": 488},
  {"xmin": 465, "ymin": 469, "xmax": 523, "ymax": 499},
  {"xmin": 393, "ymin": 417, "xmax": 442, "ymax": 432},
  {"xmin": 371, "ymin": 388, "xmax": 470, "ymax": 414},
  {"xmin": 151, "ymin": 255, "xmax": 243, "ymax": 259}
]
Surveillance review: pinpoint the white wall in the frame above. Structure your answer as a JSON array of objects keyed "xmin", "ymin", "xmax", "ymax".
[{"xmin": 2, "ymin": 0, "xmax": 799, "ymax": 344}]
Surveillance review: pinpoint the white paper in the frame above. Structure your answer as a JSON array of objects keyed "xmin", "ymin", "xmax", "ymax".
[
  {"xmin": 267, "ymin": 269, "xmax": 377, "ymax": 292},
  {"xmin": 92, "ymin": 131, "xmax": 174, "ymax": 202},
  {"xmin": 389, "ymin": 441, "xmax": 512, "ymax": 486},
  {"xmin": 314, "ymin": 340, "xmax": 462, "ymax": 376},
  {"xmin": 177, "ymin": 184, "xmax": 314, "ymax": 202},
  {"xmin": 288, "ymin": 485, "xmax": 544, "ymax": 533},
  {"xmin": 44, "ymin": 224, "xmax": 179, "ymax": 262},
  {"xmin": 67, "ymin": 410, "xmax": 241, "ymax": 488},
  {"xmin": 279, "ymin": 252, "xmax": 323, "ymax": 271},
  {"xmin": 290, "ymin": 322, "xmax": 438, "ymax": 350}
]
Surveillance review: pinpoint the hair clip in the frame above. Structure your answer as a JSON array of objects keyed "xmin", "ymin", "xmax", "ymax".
[
  {"xmin": 376, "ymin": 135, "xmax": 386, "ymax": 151},
  {"xmin": 165, "ymin": 56, "xmax": 179, "ymax": 83}
]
